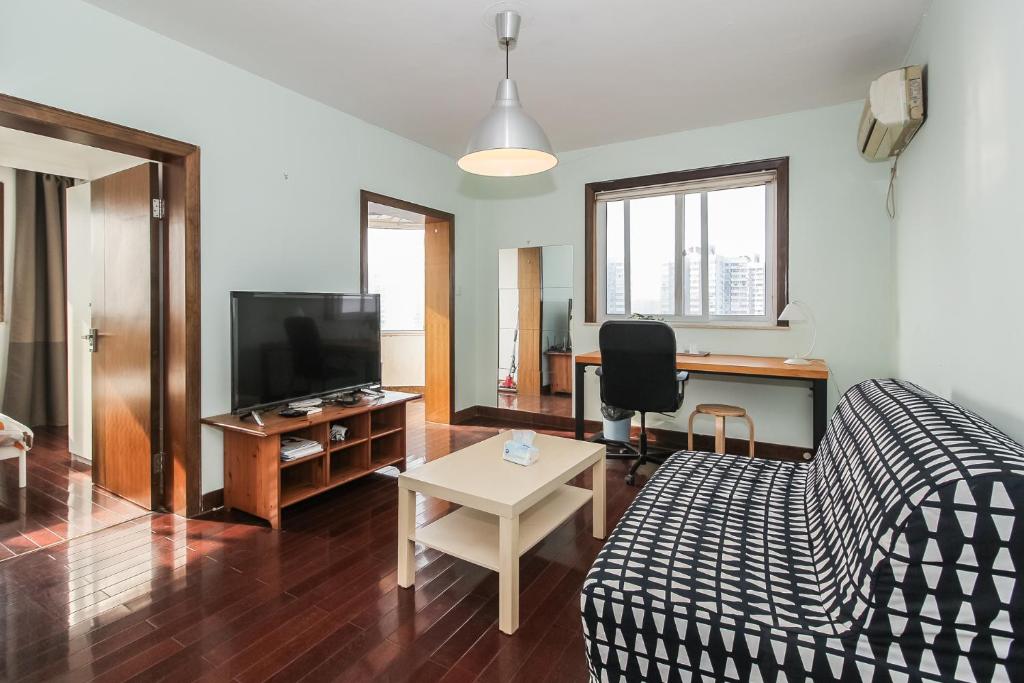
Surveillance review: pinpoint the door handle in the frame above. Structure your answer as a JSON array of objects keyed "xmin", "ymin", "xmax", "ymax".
[{"xmin": 82, "ymin": 328, "xmax": 99, "ymax": 353}]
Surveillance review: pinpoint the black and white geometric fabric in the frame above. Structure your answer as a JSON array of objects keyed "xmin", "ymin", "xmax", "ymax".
[{"xmin": 581, "ymin": 379, "xmax": 1024, "ymax": 682}]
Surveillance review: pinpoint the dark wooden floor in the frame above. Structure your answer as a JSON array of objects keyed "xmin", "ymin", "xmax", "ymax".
[
  {"xmin": 494, "ymin": 392, "xmax": 572, "ymax": 417},
  {"xmin": 0, "ymin": 427, "xmax": 147, "ymax": 561},
  {"xmin": 0, "ymin": 402, "xmax": 642, "ymax": 682}
]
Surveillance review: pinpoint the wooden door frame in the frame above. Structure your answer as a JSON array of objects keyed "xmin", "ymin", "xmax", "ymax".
[
  {"xmin": 0, "ymin": 93, "xmax": 202, "ymax": 517},
  {"xmin": 360, "ymin": 190, "xmax": 455, "ymax": 423}
]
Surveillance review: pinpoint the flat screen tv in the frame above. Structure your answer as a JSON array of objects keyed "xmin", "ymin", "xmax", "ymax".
[{"xmin": 231, "ymin": 291, "xmax": 381, "ymax": 413}]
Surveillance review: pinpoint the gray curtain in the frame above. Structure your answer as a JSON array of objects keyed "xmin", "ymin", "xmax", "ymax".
[{"xmin": 3, "ymin": 171, "xmax": 75, "ymax": 427}]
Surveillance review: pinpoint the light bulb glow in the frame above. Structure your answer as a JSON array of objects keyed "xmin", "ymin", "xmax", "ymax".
[{"xmin": 457, "ymin": 147, "xmax": 558, "ymax": 177}]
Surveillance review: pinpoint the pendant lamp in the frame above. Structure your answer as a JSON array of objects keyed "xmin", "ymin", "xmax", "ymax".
[{"xmin": 457, "ymin": 11, "xmax": 557, "ymax": 177}]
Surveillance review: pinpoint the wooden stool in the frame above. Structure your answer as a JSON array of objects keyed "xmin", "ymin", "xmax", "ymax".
[{"xmin": 688, "ymin": 404, "xmax": 755, "ymax": 457}]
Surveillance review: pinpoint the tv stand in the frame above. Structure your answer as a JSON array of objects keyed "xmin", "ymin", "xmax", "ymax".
[{"xmin": 202, "ymin": 391, "xmax": 420, "ymax": 528}]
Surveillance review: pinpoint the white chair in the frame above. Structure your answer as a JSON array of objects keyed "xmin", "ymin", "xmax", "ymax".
[{"xmin": 0, "ymin": 414, "xmax": 32, "ymax": 488}]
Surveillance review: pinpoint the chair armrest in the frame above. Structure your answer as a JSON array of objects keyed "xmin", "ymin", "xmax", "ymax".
[
  {"xmin": 595, "ymin": 367, "xmax": 603, "ymax": 377},
  {"xmin": 677, "ymin": 371, "xmax": 689, "ymax": 382}
]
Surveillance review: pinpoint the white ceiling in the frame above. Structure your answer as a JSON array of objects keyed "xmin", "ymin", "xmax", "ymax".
[
  {"xmin": 82, "ymin": 0, "xmax": 929, "ymax": 157},
  {"xmin": 0, "ymin": 126, "xmax": 145, "ymax": 180},
  {"xmin": 368, "ymin": 201, "xmax": 425, "ymax": 228}
]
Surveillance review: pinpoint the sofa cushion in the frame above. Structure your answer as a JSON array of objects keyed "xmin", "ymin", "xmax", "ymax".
[{"xmin": 583, "ymin": 450, "xmax": 840, "ymax": 634}]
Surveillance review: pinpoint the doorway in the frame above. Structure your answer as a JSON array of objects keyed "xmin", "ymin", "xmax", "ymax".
[
  {"xmin": 0, "ymin": 92, "xmax": 201, "ymax": 517},
  {"xmin": 0, "ymin": 128, "xmax": 165, "ymax": 556},
  {"xmin": 360, "ymin": 191, "xmax": 454, "ymax": 424}
]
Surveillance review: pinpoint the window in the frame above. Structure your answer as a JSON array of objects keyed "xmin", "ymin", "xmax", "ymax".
[
  {"xmin": 586, "ymin": 158, "xmax": 788, "ymax": 326},
  {"xmin": 367, "ymin": 227, "xmax": 424, "ymax": 331}
]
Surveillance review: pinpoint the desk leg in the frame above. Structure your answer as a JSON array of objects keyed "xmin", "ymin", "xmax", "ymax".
[
  {"xmin": 498, "ymin": 515, "xmax": 520, "ymax": 635},
  {"xmin": 397, "ymin": 487, "xmax": 416, "ymax": 588},
  {"xmin": 592, "ymin": 452, "xmax": 606, "ymax": 539},
  {"xmin": 575, "ymin": 363, "xmax": 587, "ymax": 440},
  {"xmin": 812, "ymin": 379, "xmax": 828, "ymax": 452}
]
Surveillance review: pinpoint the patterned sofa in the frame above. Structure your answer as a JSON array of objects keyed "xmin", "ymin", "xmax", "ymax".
[{"xmin": 581, "ymin": 379, "xmax": 1024, "ymax": 682}]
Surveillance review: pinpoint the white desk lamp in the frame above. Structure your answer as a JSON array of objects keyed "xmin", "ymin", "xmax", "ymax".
[{"xmin": 778, "ymin": 300, "xmax": 816, "ymax": 365}]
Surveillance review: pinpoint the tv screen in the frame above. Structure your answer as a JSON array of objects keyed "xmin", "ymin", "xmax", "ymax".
[{"xmin": 231, "ymin": 292, "xmax": 381, "ymax": 412}]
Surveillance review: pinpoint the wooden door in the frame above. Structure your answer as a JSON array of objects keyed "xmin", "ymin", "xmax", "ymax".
[
  {"xmin": 516, "ymin": 248, "xmax": 542, "ymax": 395},
  {"xmin": 424, "ymin": 215, "xmax": 452, "ymax": 423},
  {"xmin": 91, "ymin": 163, "xmax": 159, "ymax": 509}
]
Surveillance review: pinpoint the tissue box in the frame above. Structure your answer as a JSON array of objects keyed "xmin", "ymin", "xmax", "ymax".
[{"xmin": 503, "ymin": 440, "xmax": 539, "ymax": 466}]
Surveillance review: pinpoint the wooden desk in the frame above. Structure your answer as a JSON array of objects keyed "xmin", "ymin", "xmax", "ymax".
[{"xmin": 573, "ymin": 351, "xmax": 830, "ymax": 450}]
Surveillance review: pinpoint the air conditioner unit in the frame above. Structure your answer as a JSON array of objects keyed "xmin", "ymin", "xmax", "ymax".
[{"xmin": 857, "ymin": 65, "xmax": 925, "ymax": 161}]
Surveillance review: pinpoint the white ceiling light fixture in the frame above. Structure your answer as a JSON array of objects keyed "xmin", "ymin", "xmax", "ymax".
[{"xmin": 457, "ymin": 10, "xmax": 557, "ymax": 177}]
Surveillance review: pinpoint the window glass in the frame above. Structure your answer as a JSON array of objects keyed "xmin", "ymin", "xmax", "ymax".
[
  {"xmin": 706, "ymin": 185, "xmax": 767, "ymax": 316},
  {"xmin": 605, "ymin": 200, "xmax": 625, "ymax": 315},
  {"xmin": 595, "ymin": 164, "xmax": 779, "ymax": 325},
  {"xmin": 628, "ymin": 194, "xmax": 675, "ymax": 315},
  {"xmin": 683, "ymin": 193, "xmax": 702, "ymax": 316}
]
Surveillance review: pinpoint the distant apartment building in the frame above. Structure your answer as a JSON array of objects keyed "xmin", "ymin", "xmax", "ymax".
[
  {"xmin": 607, "ymin": 259, "xmax": 625, "ymax": 313},
  {"xmin": 685, "ymin": 246, "xmax": 765, "ymax": 316},
  {"xmin": 610, "ymin": 247, "xmax": 764, "ymax": 316}
]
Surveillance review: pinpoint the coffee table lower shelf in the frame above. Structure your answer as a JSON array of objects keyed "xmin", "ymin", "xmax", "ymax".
[{"xmin": 411, "ymin": 484, "xmax": 592, "ymax": 571}]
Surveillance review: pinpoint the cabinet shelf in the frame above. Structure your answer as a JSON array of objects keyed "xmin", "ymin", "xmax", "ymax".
[
  {"xmin": 281, "ymin": 482, "xmax": 320, "ymax": 507},
  {"xmin": 372, "ymin": 453, "xmax": 406, "ymax": 469},
  {"xmin": 328, "ymin": 464, "xmax": 367, "ymax": 487},
  {"xmin": 279, "ymin": 450, "xmax": 325, "ymax": 469},
  {"xmin": 329, "ymin": 436, "xmax": 368, "ymax": 453},
  {"xmin": 371, "ymin": 426, "xmax": 403, "ymax": 440}
]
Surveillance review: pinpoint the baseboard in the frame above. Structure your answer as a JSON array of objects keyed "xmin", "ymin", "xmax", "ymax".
[
  {"xmin": 474, "ymin": 405, "xmax": 578, "ymax": 430},
  {"xmin": 456, "ymin": 405, "xmax": 810, "ymax": 461},
  {"xmin": 452, "ymin": 406, "xmax": 481, "ymax": 423}
]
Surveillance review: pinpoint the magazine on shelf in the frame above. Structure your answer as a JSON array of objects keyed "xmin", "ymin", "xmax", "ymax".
[{"xmin": 280, "ymin": 436, "xmax": 323, "ymax": 461}]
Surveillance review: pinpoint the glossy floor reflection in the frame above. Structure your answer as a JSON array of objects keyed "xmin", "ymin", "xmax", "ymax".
[
  {"xmin": 0, "ymin": 401, "xmax": 640, "ymax": 682},
  {"xmin": 495, "ymin": 391, "xmax": 572, "ymax": 417},
  {"xmin": 0, "ymin": 427, "xmax": 148, "ymax": 562}
]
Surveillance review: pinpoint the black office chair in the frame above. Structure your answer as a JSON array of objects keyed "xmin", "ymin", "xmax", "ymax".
[{"xmin": 597, "ymin": 320, "xmax": 688, "ymax": 485}]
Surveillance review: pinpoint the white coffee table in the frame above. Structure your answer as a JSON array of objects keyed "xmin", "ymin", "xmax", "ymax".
[{"xmin": 397, "ymin": 431, "xmax": 606, "ymax": 634}]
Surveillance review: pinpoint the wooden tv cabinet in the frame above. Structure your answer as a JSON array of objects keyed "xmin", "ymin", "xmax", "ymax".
[{"xmin": 202, "ymin": 391, "xmax": 419, "ymax": 529}]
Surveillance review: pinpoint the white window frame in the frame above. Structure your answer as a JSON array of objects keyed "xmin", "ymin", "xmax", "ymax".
[{"xmin": 596, "ymin": 171, "xmax": 779, "ymax": 327}]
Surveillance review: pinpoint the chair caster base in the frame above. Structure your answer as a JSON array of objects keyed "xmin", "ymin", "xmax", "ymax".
[{"xmin": 624, "ymin": 474, "xmax": 636, "ymax": 486}]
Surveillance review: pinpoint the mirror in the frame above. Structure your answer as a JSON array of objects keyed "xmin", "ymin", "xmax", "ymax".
[{"xmin": 497, "ymin": 245, "xmax": 573, "ymax": 416}]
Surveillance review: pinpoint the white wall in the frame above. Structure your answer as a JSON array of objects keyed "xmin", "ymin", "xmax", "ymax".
[
  {"xmin": 0, "ymin": 0, "xmax": 479, "ymax": 493},
  {"xmin": 464, "ymin": 102, "xmax": 894, "ymax": 448},
  {"xmin": 895, "ymin": 0, "xmax": 1024, "ymax": 444},
  {"xmin": 0, "ymin": 167, "xmax": 14, "ymax": 402},
  {"xmin": 381, "ymin": 332, "xmax": 424, "ymax": 387},
  {"xmin": 66, "ymin": 183, "xmax": 92, "ymax": 459}
]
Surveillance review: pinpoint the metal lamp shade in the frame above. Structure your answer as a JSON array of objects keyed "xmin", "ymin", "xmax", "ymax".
[
  {"xmin": 778, "ymin": 302, "xmax": 807, "ymax": 323},
  {"xmin": 458, "ymin": 79, "xmax": 557, "ymax": 177}
]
